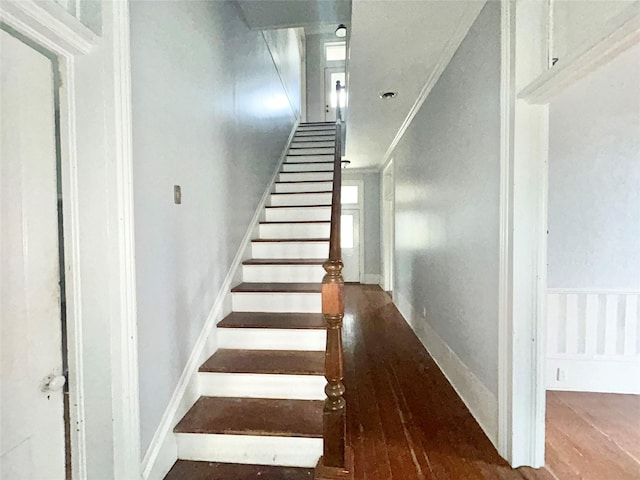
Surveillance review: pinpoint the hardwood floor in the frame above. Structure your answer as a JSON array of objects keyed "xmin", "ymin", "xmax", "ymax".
[
  {"xmin": 545, "ymin": 391, "xmax": 640, "ymax": 480},
  {"xmin": 343, "ymin": 284, "xmax": 551, "ymax": 480}
]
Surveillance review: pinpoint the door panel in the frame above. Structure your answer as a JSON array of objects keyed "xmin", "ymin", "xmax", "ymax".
[
  {"xmin": 1, "ymin": 30, "xmax": 66, "ymax": 479},
  {"xmin": 341, "ymin": 209, "xmax": 360, "ymax": 282}
]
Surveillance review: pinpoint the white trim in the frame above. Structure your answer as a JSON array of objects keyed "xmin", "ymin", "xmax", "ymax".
[
  {"xmin": 519, "ymin": 3, "xmax": 640, "ymax": 104},
  {"xmin": 141, "ymin": 121, "xmax": 299, "ymax": 480},
  {"xmin": 547, "ymin": 288, "xmax": 640, "ymax": 295},
  {"xmin": 395, "ymin": 292, "xmax": 498, "ymax": 445},
  {"xmin": 381, "ymin": 2, "xmax": 486, "ymax": 166},
  {"xmin": 344, "ymin": 166, "xmax": 380, "ymax": 174},
  {"xmin": 0, "ymin": 0, "xmax": 96, "ymax": 56},
  {"xmin": 498, "ymin": 0, "xmax": 549, "ymax": 469},
  {"xmin": 341, "ymin": 178, "xmax": 365, "ymax": 283},
  {"xmin": 109, "ymin": 2, "xmax": 141, "ymax": 477}
]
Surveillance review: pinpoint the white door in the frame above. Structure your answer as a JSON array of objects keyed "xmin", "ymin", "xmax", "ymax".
[
  {"xmin": 324, "ymin": 68, "xmax": 345, "ymax": 122},
  {"xmin": 1, "ymin": 30, "xmax": 66, "ymax": 479},
  {"xmin": 341, "ymin": 209, "xmax": 360, "ymax": 282}
]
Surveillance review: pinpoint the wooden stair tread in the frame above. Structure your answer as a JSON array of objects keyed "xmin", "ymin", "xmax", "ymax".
[
  {"xmin": 280, "ymin": 170, "xmax": 334, "ymax": 173},
  {"xmin": 231, "ymin": 282, "xmax": 322, "ymax": 293},
  {"xmin": 270, "ymin": 190, "xmax": 332, "ymax": 194},
  {"xmin": 200, "ymin": 349, "xmax": 324, "ymax": 375},
  {"xmin": 252, "ymin": 238, "xmax": 329, "ymax": 243},
  {"xmin": 265, "ymin": 204, "xmax": 331, "ymax": 209},
  {"xmin": 218, "ymin": 312, "xmax": 325, "ymax": 329},
  {"xmin": 276, "ymin": 180, "xmax": 332, "ymax": 184},
  {"xmin": 259, "ymin": 220, "xmax": 329, "ymax": 224},
  {"xmin": 243, "ymin": 258, "xmax": 326, "ymax": 265},
  {"xmin": 174, "ymin": 397, "xmax": 323, "ymax": 437},
  {"xmin": 164, "ymin": 461, "xmax": 313, "ymax": 480}
]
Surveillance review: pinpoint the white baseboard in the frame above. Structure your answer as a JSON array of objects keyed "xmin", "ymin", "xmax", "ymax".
[
  {"xmin": 394, "ymin": 292, "xmax": 498, "ymax": 447},
  {"xmin": 362, "ymin": 273, "xmax": 381, "ymax": 285},
  {"xmin": 547, "ymin": 357, "xmax": 640, "ymax": 394},
  {"xmin": 141, "ymin": 120, "xmax": 299, "ymax": 480}
]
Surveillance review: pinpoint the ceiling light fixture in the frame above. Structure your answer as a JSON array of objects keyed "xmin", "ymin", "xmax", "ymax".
[
  {"xmin": 335, "ymin": 24, "xmax": 347, "ymax": 38},
  {"xmin": 380, "ymin": 91, "xmax": 397, "ymax": 100}
]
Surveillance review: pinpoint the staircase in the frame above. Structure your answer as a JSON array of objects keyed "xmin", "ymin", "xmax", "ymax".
[{"xmin": 168, "ymin": 122, "xmax": 339, "ymax": 477}]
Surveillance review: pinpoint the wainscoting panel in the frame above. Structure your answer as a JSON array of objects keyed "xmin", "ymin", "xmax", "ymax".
[{"xmin": 546, "ymin": 290, "xmax": 640, "ymax": 394}]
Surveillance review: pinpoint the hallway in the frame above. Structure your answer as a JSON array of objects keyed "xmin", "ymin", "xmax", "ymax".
[{"xmin": 343, "ymin": 285, "xmax": 551, "ymax": 480}]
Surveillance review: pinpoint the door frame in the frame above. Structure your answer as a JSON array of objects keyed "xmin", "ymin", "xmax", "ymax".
[
  {"xmin": 0, "ymin": 1, "xmax": 140, "ymax": 478},
  {"xmin": 341, "ymin": 179, "xmax": 365, "ymax": 283},
  {"xmin": 380, "ymin": 159, "xmax": 395, "ymax": 293}
]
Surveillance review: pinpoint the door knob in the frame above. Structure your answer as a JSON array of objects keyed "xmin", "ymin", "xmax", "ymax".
[{"xmin": 40, "ymin": 374, "xmax": 66, "ymax": 392}]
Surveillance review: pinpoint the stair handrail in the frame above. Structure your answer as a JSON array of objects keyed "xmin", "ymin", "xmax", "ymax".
[{"xmin": 315, "ymin": 82, "xmax": 352, "ymax": 478}]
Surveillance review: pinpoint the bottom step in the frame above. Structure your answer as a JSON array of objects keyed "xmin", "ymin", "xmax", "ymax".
[{"xmin": 165, "ymin": 460, "xmax": 314, "ymax": 480}]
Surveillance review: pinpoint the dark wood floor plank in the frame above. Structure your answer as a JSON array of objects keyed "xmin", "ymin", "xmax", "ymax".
[
  {"xmin": 174, "ymin": 397, "xmax": 322, "ymax": 438},
  {"xmin": 200, "ymin": 349, "xmax": 324, "ymax": 375},
  {"xmin": 164, "ymin": 461, "xmax": 313, "ymax": 480}
]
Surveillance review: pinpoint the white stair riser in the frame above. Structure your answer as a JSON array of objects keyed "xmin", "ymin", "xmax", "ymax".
[
  {"xmin": 269, "ymin": 192, "xmax": 332, "ymax": 206},
  {"xmin": 251, "ymin": 241, "xmax": 329, "ymax": 258},
  {"xmin": 231, "ymin": 292, "xmax": 321, "ymax": 313},
  {"xmin": 285, "ymin": 154, "xmax": 334, "ymax": 163},
  {"xmin": 279, "ymin": 172, "xmax": 333, "ymax": 182},
  {"xmin": 265, "ymin": 207, "xmax": 331, "ymax": 222},
  {"xmin": 274, "ymin": 182, "xmax": 332, "ymax": 193},
  {"xmin": 290, "ymin": 141, "xmax": 334, "ymax": 148},
  {"xmin": 288, "ymin": 147, "xmax": 334, "ymax": 156},
  {"xmin": 297, "ymin": 126, "xmax": 335, "ymax": 131},
  {"xmin": 199, "ymin": 373, "xmax": 326, "ymax": 400},
  {"xmin": 242, "ymin": 264, "xmax": 325, "ymax": 283},
  {"xmin": 217, "ymin": 328, "xmax": 325, "ymax": 350},
  {"xmin": 176, "ymin": 434, "xmax": 322, "ymax": 468},
  {"xmin": 259, "ymin": 223, "xmax": 329, "ymax": 239},
  {"xmin": 282, "ymin": 163, "xmax": 333, "ymax": 173},
  {"xmin": 294, "ymin": 134, "xmax": 336, "ymax": 141}
]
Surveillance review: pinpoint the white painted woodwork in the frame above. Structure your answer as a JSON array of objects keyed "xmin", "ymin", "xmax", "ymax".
[
  {"xmin": 274, "ymin": 181, "xmax": 333, "ymax": 193},
  {"xmin": 287, "ymin": 147, "xmax": 334, "ymax": 155},
  {"xmin": 231, "ymin": 292, "xmax": 321, "ymax": 313},
  {"xmin": 176, "ymin": 433, "xmax": 322, "ymax": 468},
  {"xmin": 341, "ymin": 209, "xmax": 361, "ymax": 283},
  {"xmin": 265, "ymin": 206, "xmax": 331, "ymax": 222},
  {"xmin": 290, "ymin": 140, "xmax": 334, "ymax": 148},
  {"xmin": 281, "ymin": 162, "xmax": 333, "ymax": 173},
  {"xmin": 242, "ymin": 264, "xmax": 325, "ymax": 283},
  {"xmin": 251, "ymin": 240, "xmax": 329, "ymax": 259},
  {"xmin": 296, "ymin": 125, "xmax": 335, "ymax": 132},
  {"xmin": 269, "ymin": 192, "xmax": 332, "ymax": 206},
  {"xmin": 259, "ymin": 222, "xmax": 330, "ymax": 239},
  {"xmin": 199, "ymin": 372, "xmax": 326, "ymax": 400},
  {"xmin": 285, "ymin": 154, "xmax": 336, "ymax": 163},
  {"xmin": 279, "ymin": 171, "xmax": 333, "ymax": 182},
  {"xmin": 293, "ymin": 131, "xmax": 336, "ymax": 141},
  {"xmin": 546, "ymin": 290, "xmax": 640, "ymax": 394},
  {"xmin": 217, "ymin": 328, "xmax": 325, "ymax": 351},
  {"xmin": 0, "ymin": 30, "xmax": 65, "ymax": 480}
]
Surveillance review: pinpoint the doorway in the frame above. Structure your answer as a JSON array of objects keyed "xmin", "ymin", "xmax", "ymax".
[
  {"xmin": 0, "ymin": 28, "xmax": 68, "ymax": 479},
  {"xmin": 381, "ymin": 160, "xmax": 395, "ymax": 294},
  {"xmin": 324, "ymin": 67, "xmax": 345, "ymax": 122}
]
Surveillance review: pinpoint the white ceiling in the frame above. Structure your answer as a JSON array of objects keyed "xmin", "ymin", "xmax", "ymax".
[
  {"xmin": 345, "ymin": 0, "xmax": 483, "ymax": 168},
  {"xmin": 237, "ymin": 0, "xmax": 351, "ymax": 30}
]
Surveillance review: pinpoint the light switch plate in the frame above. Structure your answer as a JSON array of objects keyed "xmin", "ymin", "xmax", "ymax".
[{"xmin": 174, "ymin": 185, "xmax": 181, "ymax": 204}]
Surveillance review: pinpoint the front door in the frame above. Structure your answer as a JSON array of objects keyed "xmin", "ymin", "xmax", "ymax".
[
  {"xmin": 341, "ymin": 209, "xmax": 361, "ymax": 282},
  {"xmin": 324, "ymin": 67, "xmax": 345, "ymax": 122},
  {"xmin": 1, "ymin": 29, "xmax": 66, "ymax": 479}
]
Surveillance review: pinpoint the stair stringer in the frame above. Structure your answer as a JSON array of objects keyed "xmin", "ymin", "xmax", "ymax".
[{"xmin": 140, "ymin": 120, "xmax": 299, "ymax": 480}]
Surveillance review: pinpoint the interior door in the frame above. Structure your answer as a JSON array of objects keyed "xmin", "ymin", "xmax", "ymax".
[
  {"xmin": 1, "ymin": 29, "xmax": 66, "ymax": 479},
  {"xmin": 324, "ymin": 67, "xmax": 345, "ymax": 122},
  {"xmin": 341, "ymin": 209, "xmax": 361, "ymax": 282}
]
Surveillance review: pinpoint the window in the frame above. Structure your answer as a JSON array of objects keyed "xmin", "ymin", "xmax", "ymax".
[
  {"xmin": 325, "ymin": 42, "xmax": 346, "ymax": 62},
  {"xmin": 341, "ymin": 185, "xmax": 358, "ymax": 204}
]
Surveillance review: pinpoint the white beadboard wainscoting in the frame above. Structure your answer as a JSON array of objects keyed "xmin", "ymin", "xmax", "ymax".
[{"xmin": 546, "ymin": 289, "xmax": 640, "ymax": 394}]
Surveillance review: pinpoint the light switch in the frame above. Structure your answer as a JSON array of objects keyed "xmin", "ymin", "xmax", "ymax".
[{"xmin": 174, "ymin": 185, "xmax": 181, "ymax": 204}]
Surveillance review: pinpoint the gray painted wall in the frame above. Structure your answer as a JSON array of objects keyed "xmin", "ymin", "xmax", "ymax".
[
  {"xmin": 392, "ymin": 2, "xmax": 501, "ymax": 396},
  {"xmin": 342, "ymin": 169, "xmax": 380, "ymax": 280},
  {"xmin": 130, "ymin": 0, "xmax": 299, "ymax": 453},
  {"xmin": 548, "ymin": 44, "xmax": 640, "ymax": 290}
]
